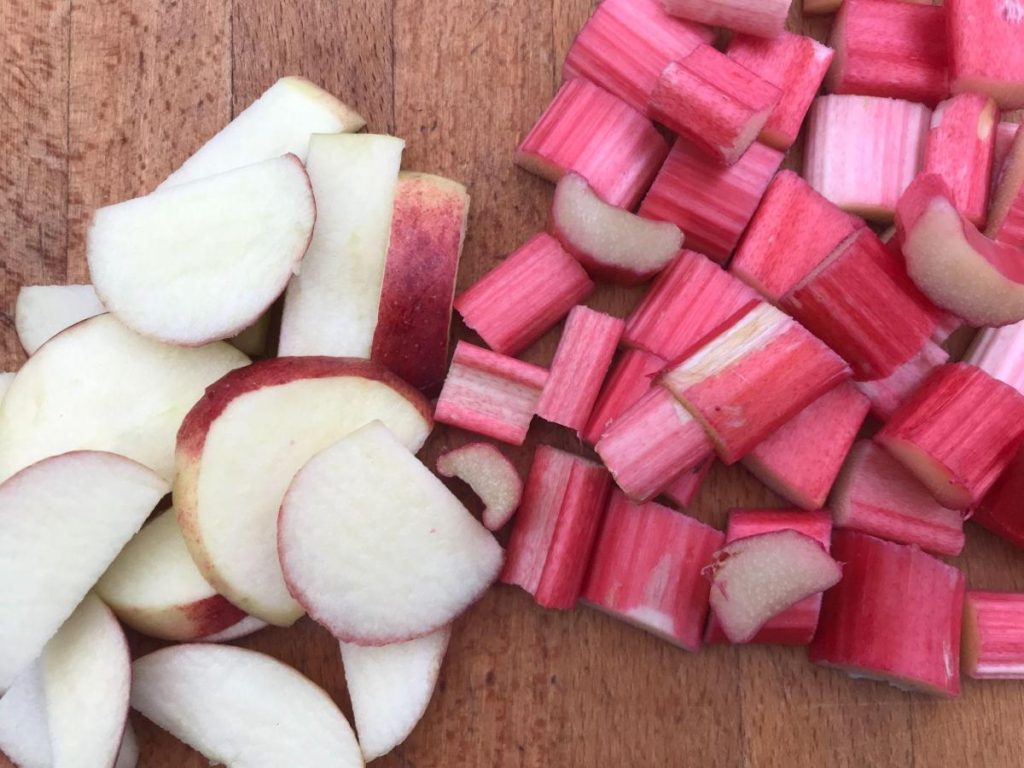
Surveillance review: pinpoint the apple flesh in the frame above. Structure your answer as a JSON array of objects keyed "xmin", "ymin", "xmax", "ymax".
[
  {"xmin": 0, "ymin": 373, "xmax": 13, "ymax": 403},
  {"xmin": 0, "ymin": 662, "xmax": 49, "ymax": 768},
  {"xmin": 279, "ymin": 421, "xmax": 503, "ymax": 644},
  {"xmin": 199, "ymin": 615, "xmax": 269, "ymax": 644},
  {"xmin": 14, "ymin": 284, "xmax": 105, "ymax": 355},
  {"xmin": 114, "ymin": 725, "xmax": 138, "ymax": 768},
  {"xmin": 436, "ymin": 442, "xmax": 523, "ymax": 531}
]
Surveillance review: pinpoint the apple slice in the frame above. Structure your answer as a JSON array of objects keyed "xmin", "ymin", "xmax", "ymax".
[
  {"xmin": 0, "ymin": 451, "xmax": 167, "ymax": 691},
  {"xmin": 0, "ymin": 373, "xmax": 13, "ymax": 403},
  {"xmin": 0, "ymin": 662, "xmax": 49, "ymax": 768},
  {"xmin": 14, "ymin": 285, "xmax": 105, "ymax": 356},
  {"xmin": 176, "ymin": 357, "xmax": 432, "ymax": 626},
  {"xmin": 436, "ymin": 442, "xmax": 524, "ymax": 531},
  {"xmin": 96, "ymin": 509, "xmax": 247, "ymax": 641},
  {"xmin": 340, "ymin": 626, "xmax": 451, "ymax": 762},
  {"xmin": 200, "ymin": 615, "xmax": 269, "ymax": 643},
  {"xmin": 131, "ymin": 644, "xmax": 362, "ymax": 768},
  {"xmin": 279, "ymin": 421, "xmax": 503, "ymax": 644},
  {"xmin": 705, "ymin": 529, "xmax": 843, "ymax": 644},
  {"xmin": 549, "ymin": 172, "xmax": 683, "ymax": 284},
  {"xmin": 896, "ymin": 173, "xmax": 1024, "ymax": 326},
  {"xmin": 114, "ymin": 725, "xmax": 138, "ymax": 768},
  {"xmin": 0, "ymin": 314, "xmax": 247, "ymax": 483}
]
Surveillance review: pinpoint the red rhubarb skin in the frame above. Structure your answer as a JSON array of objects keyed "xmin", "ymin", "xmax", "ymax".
[
  {"xmin": 582, "ymin": 491, "xmax": 724, "ymax": 652},
  {"xmin": 855, "ymin": 339, "xmax": 949, "ymax": 420},
  {"xmin": 581, "ymin": 348, "xmax": 666, "ymax": 446},
  {"xmin": 963, "ymin": 591, "xmax": 1024, "ymax": 679},
  {"xmin": 947, "ymin": 0, "xmax": 1024, "ymax": 109},
  {"xmin": 964, "ymin": 320, "xmax": 1024, "ymax": 395},
  {"xmin": 453, "ymin": 232, "xmax": 594, "ymax": 357},
  {"xmin": 659, "ymin": 456, "xmax": 713, "ymax": 509},
  {"xmin": 973, "ymin": 445, "xmax": 1024, "ymax": 549},
  {"xmin": 809, "ymin": 530, "xmax": 965, "ymax": 696},
  {"xmin": 662, "ymin": 0, "xmax": 790, "ymax": 39}
]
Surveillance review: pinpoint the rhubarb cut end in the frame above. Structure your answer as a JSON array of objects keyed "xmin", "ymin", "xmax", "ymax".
[
  {"xmin": 876, "ymin": 435, "xmax": 973, "ymax": 511},
  {"xmin": 436, "ymin": 443, "xmax": 524, "ymax": 531}
]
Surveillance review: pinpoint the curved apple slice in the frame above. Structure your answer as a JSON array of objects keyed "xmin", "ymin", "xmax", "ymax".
[
  {"xmin": 0, "ymin": 662, "xmax": 49, "ymax": 768},
  {"xmin": 897, "ymin": 173, "xmax": 1024, "ymax": 326},
  {"xmin": 436, "ymin": 442, "xmax": 523, "ymax": 531},
  {"xmin": 131, "ymin": 644, "xmax": 362, "ymax": 768},
  {"xmin": 341, "ymin": 626, "xmax": 450, "ymax": 762},
  {"xmin": 14, "ymin": 285, "xmax": 105, "ymax": 356},
  {"xmin": 549, "ymin": 172, "xmax": 683, "ymax": 285},
  {"xmin": 0, "ymin": 373, "xmax": 13, "ymax": 404}
]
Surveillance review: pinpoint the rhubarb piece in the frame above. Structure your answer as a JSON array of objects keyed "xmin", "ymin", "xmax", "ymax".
[
  {"xmin": 963, "ymin": 592, "xmax": 1024, "ymax": 679},
  {"xmin": 14, "ymin": 284, "xmax": 105, "ymax": 355},
  {"xmin": 876, "ymin": 363, "xmax": 1024, "ymax": 509},
  {"xmin": 947, "ymin": 0, "xmax": 1024, "ymax": 108},
  {"xmin": 964, "ymin": 320, "xmax": 1024, "ymax": 394},
  {"xmin": 987, "ymin": 129, "xmax": 1024, "ymax": 249},
  {"xmin": 804, "ymin": 95, "xmax": 931, "ymax": 221},
  {"xmin": 803, "ymin": 0, "xmax": 841, "ymax": 13},
  {"xmin": 434, "ymin": 341, "xmax": 548, "ymax": 446},
  {"xmin": 855, "ymin": 339, "xmax": 950, "ymax": 420},
  {"xmin": 595, "ymin": 388, "xmax": 714, "ymax": 502},
  {"xmin": 973, "ymin": 445, "xmax": 1024, "ymax": 547},
  {"xmin": 731, "ymin": 171, "xmax": 860, "ymax": 301},
  {"xmin": 992, "ymin": 120, "xmax": 1021, "ymax": 193},
  {"xmin": 582, "ymin": 491, "xmax": 724, "ymax": 651},
  {"xmin": 661, "ymin": 0, "xmax": 791, "ymax": 38},
  {"xmin": 809, "ymin": 530, "xmax": 965, "ymax": 696},
  {"xmin": 832, "ymin": 441, "xmax": 965, "ymax": 556},
  {"xmin": 581, "ymin": 349, "xmax": 666, "ymax": 445},
  {"xmin": 896, "ymin": 173, "xmax": 1024, "ymax": 326},
  {"xmin": 648, "ymin": 45, "xmax": 781, "ymax": 166},
  {"xmin": 661, "ymin": 457, "xmax": 714, "ymax": 508},
  {"xmin": 661, "ymin": 303, "xmax": 852, "ymax": 464},
  {"xmin": 640, "ymin": 139, "xmax": 784, "ymax": 262},
  {"xmin": 453, "ymin": 233, "xmax": 594, "ymax": 356},
  {"xmin": 828, "ymin": 0, "xmax": 948, "ymax": 105},
  {"xmin": 436, "ymin": 443, "xmax": 524, "ymax": 531},
  {"xmin": 536, "ymin": 306, "xmax": 624, "ymax": 431},
  {"xmin": 726, "ymin": 33, "xmax": 834, "ymax": 150},
  {"xmin": 922, "ymin": 93, "xmax": 998, "ymax": 225},
  {"xmin": 562, "ymin": 0, "xmax": 714, "ymax": 114},
  {"xmin": 515, "ymin": 78, "xmax": 670, "ymax": 209},
  {"xmin": 548, "ymin": 172, "xmax": 683, "ymax": 284},
  {"xmin": 501, "ymin": 446, "xmax": 612, "ymax": 609},
  {"xmin": 743, "ymin": 383, "xmax": 869, "ymax": 510}
]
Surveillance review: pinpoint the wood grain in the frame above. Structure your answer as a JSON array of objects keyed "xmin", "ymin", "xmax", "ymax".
[{"xmin": 2, "ymin": 1, "xmax": 1024, "ymax": 766}]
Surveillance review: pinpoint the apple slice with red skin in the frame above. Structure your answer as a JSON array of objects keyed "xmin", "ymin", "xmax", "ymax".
[{"xmin": 436, "ymin": 442, "xmax": 523, "ymax": 531}]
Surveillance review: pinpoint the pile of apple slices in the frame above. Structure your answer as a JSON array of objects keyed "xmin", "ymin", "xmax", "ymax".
[{"xmin": 0, "ymin": 76, "xmax": 513, "ymax": 767}]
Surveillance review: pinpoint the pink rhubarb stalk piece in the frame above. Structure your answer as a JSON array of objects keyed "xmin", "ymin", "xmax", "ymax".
[
  {"xmin": 827, "ymin": 0, "xmax": 948, "ymax": 106},
  {"xmin": 661, "ymin": 457, "xmax": 714, "ymax": 509},
  {"xmin": 515, "ymin": 78, "xmax": 670, "ymax": 209},
  {"xmin": 964, "ymin": 320, "xmax": 1024, "ymax": 394},
  {"xmin": 648, "ymin": 45, "xmax": 781, "ymax": 166},
  {"xmin": 963, "ymin": 591, "xmax": 1024, "ymax": 679},
  {"xmin": 562, "ymin": 0, "xmax": 714, "ymax": 115},
  {"xmin": 500, "ymin": 446, "xmax": 612, "ymax": 610},
  {"xmin": 922, "ymin": 93, "xmax": 999, "ymax": 226},
  {"xmin": 436, "ymin": 443, "xmax": 524, "ymax": 531},
  {"xmin": 582, "ymin": 490, "xmax": 724, "ymax": 651},
  {"xmin": 623, "ymin": 249, "xmax": 760, "ymax": 360},
  {"xmin": 726, "ymin": 33, "xmax": 834, "ymax": 151},
  {"xmin": 661, "ymin": 0, "xmax": 791, "ymax": 38},
  {"xmin": 548, "ymin": 172, "xmax": 684, "ymax": 285},
  {"xmin": 855, "ymin": 339, "xmax": 950, "ymax": 420},
  {"xmin": 706, "ymin": 509, "xmax": 833, "ymax": 645},
  {"xmin": 973, "ymin": 445, "xmax": 1024, "ymax": 548},
  {"xmin": 831, "ymin": 441, "xmax": 966, "ymax": 556},
  {"xmin": 582, "ymin": 349, "xmax": 666, "ymax": 446},
  {"xmin": 809, "ymin": 530, "xmax": 965, "ymax": 697},
  {"xmin": 992, "ymin": 120, "xmax": 1021, "ymax": 195},
  {"xmin": 876, "ymin": 363, "xmax": 1024, "ymax": 510},
  {"xmin": 743, "ymin": 383, "xmax": 870, "ymax": 511},
  {"xmin": 804, "ymin": 95, "xmax": 931, "ymax": 222},
  {"xmin": 660, "ymin": 302, "xmax": 853, "ymax": 464},
  {"xmin": 640, "ymin": 138, "xmax": 784, "ymax": 262},
  {"xmin": 986, "ymin": 129, "xmax": 1024, "ymax": 249},
  {"xmin": 453, "ymin": 233, "xmax": 594, "ymax": 356},
  {"xmin": 536, "ymin": 306, "xmax": 625, "ymax": 432},
  {"xmin": 947, "ymin": 0, "xmax": 1024, "ymax": 109},
  {"xmin": 434, "ymin": 341, "xmax": 548, "ymax": 446},
  {"xmin": 803, "ymin": 0, "xmax": 841, "ymax": 13},
  {"xmin": 730, "ymin": 171, "xmax": 861, "ymax": 302}
]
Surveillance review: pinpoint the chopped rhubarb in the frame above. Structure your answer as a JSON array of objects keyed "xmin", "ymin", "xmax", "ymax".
[
  {"xmin": 453, "ymin": 233, "xmax": 594, "ymax": 356},
  {"xmin": 855, "ymin": 339, "xmax": 950, "ymax": 420},
  {"xmin": 743, "ymin": 383, "xmax": 870, "ymax": 511},
  {"xmin": 594, "ymin": 387, "xmax": 714, "ymax": 502},
  {"xmin": 947, "ymin": 0, "xmax": 1024, "ymax": 109},
  {"xmin": 730, "ymin": 171, "xmax": 861, "ymax": 301},
  {"xmin": 973, "ymin": 445, "xmax": 1024, "ymax": 548},
  {"xmin": 876, "ymin": 363, "xmax": 1024, "ymax": 509},
  {"xmin": 662, "ymin": 0, "xmax": 791, "ymax": 38},
  {"xmin": 562, "ymin": 0, "xmax": 714, "ymax": 114},
  {"xmin": 515, "ymin": 78, "xmax": 670, "ymax": 209},
  {"xmin": 623, "ymin": 249, "xmax": 761, "ymax": 360},
  {"xmin": 661, "ymin": 457, "xmax": 714, "ymax": 509},
  {"xmin": 828, "ymin": 0, "xmax": 948, "ymax": 105},
  {"xmin": 434, "ymin": 341, "xmax": 548, "ymax": 446},
  {"xmin": 831, "ymin": 441, "xmax": 965, "ymax": 556},
  {"xmin": 582, "ymin": 491, "xmax": 724, "ymax": 651},
  {"xmin": 501, "ymin": 446, "xmax": 612, "ymax": 609},
  {"xmin": 536, "ymin": 306, "xmax": 625, "ymax": 432},
  {"xmin": 809, "ymin": 530, "xmax": 965, "ymax": 697},
  {"xmin": 660, "ymin": 302, "xmax": 852, "ymax": 464},
  {"xmin": 581, "ymin": 349, "xmax": 666, "ymax": 445},
  {"xmin": 726, "ymin": 33, "xmax": 834, "ymax": 151},
  {"xmin": 804, "ymin": 95, "xmax": 931, "ymax": 221},
  {"xmin": 964, "ymin": 320, "xmax": 1024, "ymax": 394},
  {"xmin": 436, "ymin": 443, "xmax": 524, "ymax": 531},
  {"xmin": 639, "ymin": 138, "xmax": 784, "ymax": 262},
  {"xmin": 986, "ymin": 129, "xmax": 1024, "ymax": 249},
  {"xmin": 803, "ymin": 0, "xmax": 841, "ymax": 14},
  {"xmin": 648, "ymin": 45, "xmax": 781, "ymax": 166},
  {"xmin": 963, "ymin": 592, "xmax": 1024, "ymax": 680},
  {"xmin": 992, "ymin": 120, "xmax": 1021, "ymax": 194}
]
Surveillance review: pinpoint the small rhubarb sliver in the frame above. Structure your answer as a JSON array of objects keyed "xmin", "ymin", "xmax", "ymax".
[
  {"xmin": 973, "ymin": 445, "xmax": 1024, "ymax": 548},
  {"xmin": 581, "ymin": 349, "xmax": 666, "ymax": 446},
  {"xmin": 986, "ymin": 129, "xmax": 1024, "ymax": 249},
  {"xmin": 661, "ymin": 0, "xmax": 791, "ymax": 38},
  {"xmin": 963, "ymin": 592, "xmax": 1024, "ymax": 680},
  {"xmin": 436, "ymin": 443, "xmax": 524, "ymax": 532},
  {"xmin": 855, "ymin": 339, "xmax": 949, "ymax": 420},
  {"xmin": 964, "ymin": 320, "xmax": 1024, "ymax": 394}
]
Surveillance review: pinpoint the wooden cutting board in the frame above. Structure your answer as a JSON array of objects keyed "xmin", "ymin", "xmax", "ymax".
[{"xmin": 2, "ymin": 1, "xmax": 1023, "ymax": 765}]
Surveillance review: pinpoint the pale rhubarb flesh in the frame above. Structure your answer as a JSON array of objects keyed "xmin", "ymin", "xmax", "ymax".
[{"xmin": 436, "ymin": 442, "xmax": 524, "ymax": 531}]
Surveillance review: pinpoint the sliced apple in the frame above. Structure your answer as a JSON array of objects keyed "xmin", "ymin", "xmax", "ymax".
[
  {"xmin": 548, "ymin": 171, "xmax": 683, "ymax": 284},
  {"xmin": 14, "ymin": 285, "xmax": 105, "ymax": 355},
  {"xmin": 0, "ymin": 314, "xmax": 248, "ymax": 483},
  {"xmin": 279, "ymin": 422, "xmax": 503, "ymax": 644},
  {"xmin": 161, "ymin": 76, "xmax": 365, "ymax": 188},
  {"xmin": 131, "ymin": 644, "xmax": 362, "ymax": 768},
  {"xmin": 896, "ymin": 173, "xmax": 1024, "ymax": 326},
  {"xmin": 0, "ymin": 662, "xmax": 50, "ymax": 768},
  {"xmin": 176, "ymin": 357, "xmax": 432, "ymax": 626},
  {"xmin": 199, "ymin": 615, "xmax": 269, "ymax": 644},
  {"xmin": 0, "ymin": 373, "xmax": 13, "ymax": 403},
  {"xmin": 436, "ymin": 442, "xmax": 523, "ymax": 531},
  {"xmin": 114, "ymin": 725, "xmax": 138, "ymax": 768},
  {"xmin": 341, "ymin": 626, "xmax": 451, "ymax": 762}
]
